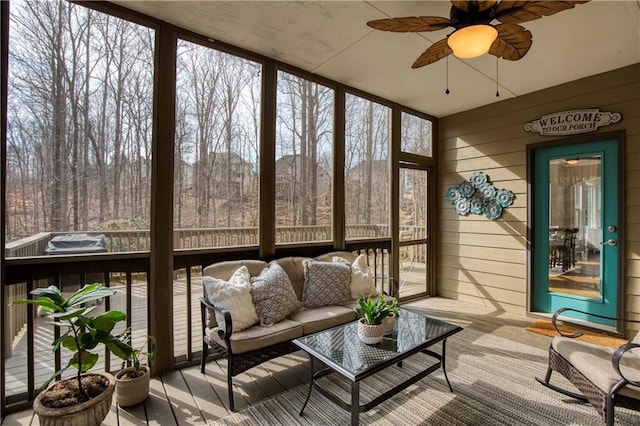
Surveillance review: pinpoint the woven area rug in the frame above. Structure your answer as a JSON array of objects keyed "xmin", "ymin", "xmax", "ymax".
[
  {"xmin": 525, "ymin": 319, "xmax": 628, "ymax": 348},
  {"xmin": 210, "ymin": 326, "xmax": 640, "ymax": 425}
]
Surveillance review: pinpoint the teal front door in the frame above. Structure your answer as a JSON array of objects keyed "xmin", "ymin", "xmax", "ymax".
[{"xmin": 531, "ymin": 136, "xmax": 622, "ymax": 325}]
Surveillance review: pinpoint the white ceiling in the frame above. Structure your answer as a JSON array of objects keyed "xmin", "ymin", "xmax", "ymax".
[{"xmin": 113, "ymin": 0, "xmax": 640, "ymax": 117}]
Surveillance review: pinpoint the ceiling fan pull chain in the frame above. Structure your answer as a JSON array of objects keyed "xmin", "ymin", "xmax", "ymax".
[
  {"xmin": 495, "ymin": 57, "xmax": 500, "ymax": 98},
  {"xmin": 445, "ymin": 56, "xmax": 450, "ymax": 95}
]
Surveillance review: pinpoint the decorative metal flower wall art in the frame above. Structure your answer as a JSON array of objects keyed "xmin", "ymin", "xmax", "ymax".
[{"xmin": 446, "ymin": 171, "xmax": 514, "ymax": 220}]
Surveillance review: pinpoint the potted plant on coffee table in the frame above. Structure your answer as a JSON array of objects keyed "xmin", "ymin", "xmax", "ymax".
[
  {"xmin": 13, "ymin": 284, "xmax": 132, "ymax": 426},
  {"xmin": 354, "ymin": 294, "xmax": 391, "ymax": 344},
  {"xmin": 382, "ymin": 298, "xmax": 400, "ymax": 336},
  {"xmin": 115, "ymin": 332, "xmax": 157, "ymax": 407}
]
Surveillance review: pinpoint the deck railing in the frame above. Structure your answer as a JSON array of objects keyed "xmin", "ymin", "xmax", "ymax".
[
  {"xmin": 2, "ymin": 230, "xmax": 394, "ymax": 414},
  {"xmin": 5, "ymin": 225, "xmax": 399, "ymax": 257}
]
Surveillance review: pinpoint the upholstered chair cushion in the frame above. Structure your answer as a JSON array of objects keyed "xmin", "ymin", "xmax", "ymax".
[
  {"xmin": 552, "ymin": 336, "xmax": 640, "ymax": 399},
  {"xmin": 302, "ymin": 259, "xmax": 351, "ymax": 308},
  {"xmin": 203, "ymin": 266, "xmax": 259, "ymax": 333},
  {"xmin": 251, "ymin": 263, "xmax": 301, "ymax": 326}
]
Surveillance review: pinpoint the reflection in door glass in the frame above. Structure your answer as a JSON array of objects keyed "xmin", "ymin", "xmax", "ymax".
[{"xmin": 548, "ymin": 156, "xmax": 601, "ymax": 298}]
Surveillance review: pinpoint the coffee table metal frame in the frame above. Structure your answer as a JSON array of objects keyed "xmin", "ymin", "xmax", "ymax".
[{"xmin": 293, "ymin": 309, "xmax": 462, "ymax": 425}]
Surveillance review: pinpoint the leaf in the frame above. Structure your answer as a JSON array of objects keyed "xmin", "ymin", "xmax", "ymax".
[
  {"xmin": 496, "ymin": 1, "xmax": 589, "ymax": 25},
  {"xmin": 70, "ymin": 350, "xmax": 98, "ymax": 373},
  {"xmin": 50, "ymin": 307, "xmax": 87, "ymax": 321},
  {"xmin": 66, "ymin": 283, "xmax": 114, "ymax": 307},
  {"xmin": 488, "ymin": 24, "xmax": 532, "ymax": 61},
  {"xmin": 412, "ymin": 38, "xmax": 452, "ymax": 68},
  {"xmin": 90, "ymin": 311, "xmax": 126, "ymax": 336},
  {"xmin": 58, "ymin": 335, "xmax": 78, "ymax": 352},
  {"xmin": 30, "ymin": 286, "xmax": 65, "ymax": 306},
  {"xmin": 367, "ymin": 16, "xmax": 451, "ymax": 33},
  {"xmin": 104, "ymin": 336, "xmax": 133, "ymax": 360}
]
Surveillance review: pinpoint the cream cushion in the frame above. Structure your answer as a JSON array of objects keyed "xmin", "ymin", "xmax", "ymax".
[
  {"xmin": 208, "ymin": 319, "xmax": 303, "ymax": 354},
  {"xmin": 289, "ymin": 305, "xmax": 356, "ymax": 334},
  {"xmin": 552, "ymin": 336, "xmax": 640, "ymax": 399},
  {"xmin": 334, "ymin": 253, "xmax": 378, "ymax": 299},
  {"xmin": 203, "ymin": 266, "xmax": 259, "ymax": 333}
]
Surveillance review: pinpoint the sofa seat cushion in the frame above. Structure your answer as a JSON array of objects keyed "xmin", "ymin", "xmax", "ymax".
[
  {"xmin": 209, "ymin": 319, "xmax": 303, "ymax": 354},
  {"xmin": 552, "ymin": 336, "xmax": 640, "ymax": 400},
  {"xmin": 289, "ymin": 306, "xmax": 356, "ymax": 335}
]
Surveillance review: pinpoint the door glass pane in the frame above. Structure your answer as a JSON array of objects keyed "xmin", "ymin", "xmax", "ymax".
[{"xmin": 548, "ymin": 156, "xmax": 601, "ymax": 298}]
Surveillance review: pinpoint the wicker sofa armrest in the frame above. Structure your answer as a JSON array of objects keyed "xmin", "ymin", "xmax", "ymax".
[
  {"xmin": 612, "ymin": 342, "xmax": 640, "ymax": 386},
  {"xmin": 200, "ymin": 297, "xmax": 233, "ymax": 340}
]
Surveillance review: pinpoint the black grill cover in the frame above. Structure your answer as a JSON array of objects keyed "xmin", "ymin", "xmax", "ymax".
[{"xmin": 45, "ymin": 234, "xmax": 108, "ymax": 255}]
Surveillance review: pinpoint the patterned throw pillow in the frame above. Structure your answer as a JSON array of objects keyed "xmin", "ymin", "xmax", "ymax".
[
  {"xmin": 251, "ymin": 264, "xmax": 301, "ymax": 326},
  {"xmin": 302, "ymin": 260, "xmax": 351, "ymax": 308},
  {"xmin": 203, "ymin": 266, "xmax": 259, "ymax": 333}
]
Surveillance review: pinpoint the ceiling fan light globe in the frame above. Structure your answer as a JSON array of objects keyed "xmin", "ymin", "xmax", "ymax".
[{"xmin": 447, "ymin": 25, "xmax": 498, "ymax": 59}]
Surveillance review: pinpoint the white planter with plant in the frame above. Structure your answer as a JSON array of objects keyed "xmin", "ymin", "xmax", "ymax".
[
  {"xmin": 382, "ymin": 298, "xmax": 400, "ymax": 335},
  {"xmin": 354, "ymin": 295, "xmax": 391, "ymax": 344},
  {"xmin": 13, "ymin": 284, "xmax": 133, "ymax": 426},
  {"xmin": 115, "ymin": 334, "xmax": 157, "ymax": 407}
]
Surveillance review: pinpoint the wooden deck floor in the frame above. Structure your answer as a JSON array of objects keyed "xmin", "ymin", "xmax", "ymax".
[{"xmin": 2, "ymin": 297, "xmax": 552, "ymax": 425}]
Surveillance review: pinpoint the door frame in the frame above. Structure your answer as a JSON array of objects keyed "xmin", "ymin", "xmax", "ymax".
[{"xmin": 526, "ymin": 130, "xmax": 625, "ymax": 332}]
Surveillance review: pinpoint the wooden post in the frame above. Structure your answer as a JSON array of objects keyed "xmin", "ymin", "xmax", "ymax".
[{"xmin": 149, "ymin": 23, "xmax": 176, "ymax": 374}]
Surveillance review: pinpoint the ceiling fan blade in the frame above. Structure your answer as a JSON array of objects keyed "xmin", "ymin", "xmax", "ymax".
[
  {"xmin": 451, "ymin": 1, "xmax": 498, "ymax": 13},
  {"xmin": 412, "ymin": 38, "xmax": 453, "ymax": 68},
  {"xmin": 489, "ymin": 24, "xmax": 532, "ymax": 60},
  {"xmin": 367, "ymin": 16, "xmax": 451, "ymax": 32},
  {"xmin": 496, "ymin": 1, "xmax": 589, "ymax": 24}
]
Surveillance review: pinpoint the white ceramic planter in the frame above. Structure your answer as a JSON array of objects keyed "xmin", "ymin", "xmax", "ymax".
[
  {"xmin": 115, "ymin": 366, "xmax": 150, "ymax": 407},
  {"xmin": 357, "ymin": 318, "xmax": 384, "ymax": 344},
  {"xmin": 382, "ymin": 314, "xmax": 395, "ymax": 335},
  {"xmin": 33, "ymin": 372, "xmax": 115, "ymax": 426}
]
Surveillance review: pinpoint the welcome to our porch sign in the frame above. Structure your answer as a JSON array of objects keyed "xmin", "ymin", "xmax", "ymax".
[{"xmin": 524, "ymin": 109, "xmax": 622, "ymax": 136}]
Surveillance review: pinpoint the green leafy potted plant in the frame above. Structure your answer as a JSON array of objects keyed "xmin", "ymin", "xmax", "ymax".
[
  {"xmin": 13, "ymin": 284, "xmax": 132, "ymax": 426},
  {"xmin": 354, "ymin": 294, "xmax": 391, "ymax": 344},
  {"xmin": 115, "ymin": 332, "xmax": 157, "ymax": 407}
]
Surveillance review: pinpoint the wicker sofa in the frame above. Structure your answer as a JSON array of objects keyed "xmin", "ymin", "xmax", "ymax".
[{"xmin": 199, "ymin": 251, "xmax": 386, "ymax": 411}]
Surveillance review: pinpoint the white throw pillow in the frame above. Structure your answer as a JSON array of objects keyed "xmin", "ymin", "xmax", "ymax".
[
  {"xmin": 333, "ymin": 254, "xmax": 378, "ymax": 299},
  {"xmin": 203, "ymin": 266, "xmax": 259, "ymax": 333}
]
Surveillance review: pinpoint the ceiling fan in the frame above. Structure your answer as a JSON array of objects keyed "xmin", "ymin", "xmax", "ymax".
[{"xmin": 367, "ymin": 1, "xmax": 589, "ymax": 68}]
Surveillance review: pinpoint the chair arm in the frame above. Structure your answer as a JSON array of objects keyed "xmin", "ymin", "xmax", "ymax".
[
  {"xmin": 612, "ymin": 342, "xmax": 640, "ymax": 387},
  {"xmin": 199, "ymin": 297, "xmax": 233, "ymax": 340},
  {"xmin": 551, "ymin": 307, "xmax": 640, "ymax": 338}
]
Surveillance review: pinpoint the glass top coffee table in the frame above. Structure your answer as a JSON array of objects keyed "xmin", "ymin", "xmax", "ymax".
[{"xmin": 292, "ymin": 308, "xmax": 463, "ymax": 425}]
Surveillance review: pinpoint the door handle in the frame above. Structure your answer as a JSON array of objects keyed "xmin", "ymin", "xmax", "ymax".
[{"xmin": 600, "ymin": 239, "xmax": 617, "ymax": 246}]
